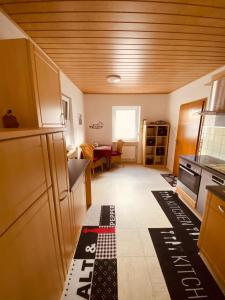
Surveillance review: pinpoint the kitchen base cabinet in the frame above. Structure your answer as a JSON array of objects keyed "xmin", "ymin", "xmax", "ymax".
[
  {"xmin": 0, "ymin": 189, "xmax": 64, "ymax": 300},
  {"xmin": 70, "ymin": 173, "xmax": 87, "ymax": 244},
  {"xmin": 198, "ymin": 192, "xmax": 225, "ymax": 294}
]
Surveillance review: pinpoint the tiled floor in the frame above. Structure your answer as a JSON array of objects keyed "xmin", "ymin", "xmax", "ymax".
[
  {"xmin": 91, "ymin": 164, "xmax": 173, "ymax": 300},
  {"xmin": 63, "ymin": 164, "xmax": 175, "ymax": 300}
]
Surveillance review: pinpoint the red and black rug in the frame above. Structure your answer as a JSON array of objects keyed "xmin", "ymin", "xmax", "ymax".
[
  {"xmin": 62, "ymin": 205, "xmax": 117, "ymax": 300},
  {"xmin": 149, "ymin": 191, "xmax": 225, "ymax": 300}
]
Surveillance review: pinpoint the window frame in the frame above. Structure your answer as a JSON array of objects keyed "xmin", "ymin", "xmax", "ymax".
[{"xmin": 112, "ymin": 106, "xmax": 141, "ymax": 142}]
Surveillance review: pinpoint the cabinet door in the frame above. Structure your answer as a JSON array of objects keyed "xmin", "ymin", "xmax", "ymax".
[
  {"xmin": 48, "ymin": 132, "xmax": 73, "ymax": 272},
  {"xmin": 199, "ymin": 193, "xmax": 225, "ymax": 291},
  {"xmin": 0, "ymin": 135, "xmax": 50, "ymax": 235},
  {"xmin": 32, "ymin": 46, "xmax": 62, "ymax": 127},
  {"xmin": 71, "ymin": 173, "xmax": 87, "ymax": 241},
  {"xmin": 0, "ymin": 39, "xmax": 38, "ymax": 127},
  {"xmin": 0, "ymin": 190, "xmax": 64, "ymax": 300}
]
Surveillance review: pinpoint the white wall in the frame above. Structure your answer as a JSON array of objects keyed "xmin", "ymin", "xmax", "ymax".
[
  {"xmin": 167, "ymin": 65, "xmax": 225, "ymax": 171},
  {"xmin": 84, "ymin": 94, "xmax": 169, "ymax": 162},
  {"xmin": 0, "ymin": 10, "xmax": 25, "ymax": 39},
  {"xmin": 60, "ymin": 72, "xmax": 85, "ymax": 155}
]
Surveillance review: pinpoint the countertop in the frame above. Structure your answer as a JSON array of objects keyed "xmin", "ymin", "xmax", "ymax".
[
  {"xmin": 67, "ymin": 159, "xmax": 90, "ymax": 190},
  {"xmin": 180, "ymin": 155, "xmax": 225, "ymax": 180},
  {"xmin": 206, "ymin": 185, "xmax": 225, "ymax": 201}
]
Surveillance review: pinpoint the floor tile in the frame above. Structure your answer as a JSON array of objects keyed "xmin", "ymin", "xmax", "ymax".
[
  {"xmin": 117, "ymin": 228, "xmax": 145, "ymax": 257},
  {"xmin": 117, "ymin": 257, "xmax": 154, "ymax": 300}
]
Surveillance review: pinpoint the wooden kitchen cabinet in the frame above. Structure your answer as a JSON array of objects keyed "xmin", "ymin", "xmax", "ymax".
[
  {"xmin": 198, "ymin": 192, "xmax": 225, "ymax": 293},
  {"xmin": 0, "ymin": 128, "xmax": 90, "ymax": 299},
  {"xmin": 0, "ymin": 39, "xmax": 63, "ymax": 128},
  {"xmin": 0, "ymin": 134, "xmax": 50, "ymax": 235},
  {"xmin": 47, "ymin": 132, "xmax": 74, "ymax": 274},
  {"xmin": 0, "ymin": 189, "xmax": 64, "ymax": 300},
  {"xmin": 70, "ymin": 173, "xmax": 87, "ymax": 244}
]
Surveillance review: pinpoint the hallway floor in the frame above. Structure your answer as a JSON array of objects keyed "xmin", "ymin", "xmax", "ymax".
[
  {"xmin": 62, "ymin": 164, "xmax": 174, "ymax": 300},
  {"xmin": 91, "ymin": 164, "xmax": 173, "ymax": 300}
]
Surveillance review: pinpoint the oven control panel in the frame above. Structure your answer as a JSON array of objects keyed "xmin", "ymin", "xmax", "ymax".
[{"xmin": 179, "ymin": 158, "xmax": 202, "ymax": 175}]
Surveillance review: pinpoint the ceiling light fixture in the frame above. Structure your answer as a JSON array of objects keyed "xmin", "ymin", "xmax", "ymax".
[{"xmin": 106, "ymin": 74, "xmax": 121, "ymax": 83}]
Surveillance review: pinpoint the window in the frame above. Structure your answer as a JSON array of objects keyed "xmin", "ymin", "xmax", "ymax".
[
  {"xmin": 112, "ymin": 106, "xmax": 140, "ymax": 141},
  {"xmin": 62, "ymin": 94, "xmax": 75, "ymax": 148}
]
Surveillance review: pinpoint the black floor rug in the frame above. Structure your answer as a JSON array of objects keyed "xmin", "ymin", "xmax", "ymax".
[
  {"xmin": 149, "ymin": 191, "xmax": 225, "ymax": 300},
  {"xmin": 161, "ymin": 173, "xmax": 177, "ymax": 187},
  {"xmin": 63, "ymin": 205, "xmax": 118, "ymax": 300}
]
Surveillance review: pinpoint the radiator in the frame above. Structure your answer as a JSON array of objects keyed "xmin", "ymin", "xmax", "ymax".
[{"xmin": 121, "ymin": 145, "xmax": 137, "ymax": 161}]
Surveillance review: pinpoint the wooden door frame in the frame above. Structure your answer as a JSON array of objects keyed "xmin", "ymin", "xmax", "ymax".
[{"xmin": 173, "ymin": 98, "xmax": 206, "ymax": 175}]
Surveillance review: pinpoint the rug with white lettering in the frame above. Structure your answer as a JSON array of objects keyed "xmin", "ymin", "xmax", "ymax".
[
  {"xmin": 62, "ymin": 205, "xmax": 117, "ymax": 300},
  {"xmin": 149, "ymin": 191, "xmax": 225, "ymax": 299}
]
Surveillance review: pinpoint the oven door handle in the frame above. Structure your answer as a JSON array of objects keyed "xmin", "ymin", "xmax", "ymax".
[{"xmin": 180, "ymin": 165, "xmax": 196, "ymax": 176}]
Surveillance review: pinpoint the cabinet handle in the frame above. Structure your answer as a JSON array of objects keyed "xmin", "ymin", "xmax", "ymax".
[
  {"xmin": 218, "ymin": 205, "xmax": 224, "ymax": 213},
  {"xmin": 60, "ymin": 113, "xmax": 66, "ymax": 125},
  {"xmin": 179, "ymin": 165, "xmax": 195, "ymax": 176},
  {"xmin": 59, "ymin": 189, "xmax": 68, "ymax": 202}
]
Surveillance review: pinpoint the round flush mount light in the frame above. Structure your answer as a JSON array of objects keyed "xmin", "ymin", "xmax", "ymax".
[{"xmin": 106, "ymin": 74, "xmax": 121, "ymax": 83}]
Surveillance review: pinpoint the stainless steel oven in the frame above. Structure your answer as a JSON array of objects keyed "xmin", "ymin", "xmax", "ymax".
[{"xmin": 177, "ymin": 159, "xmax": 202, "ymax": 201}]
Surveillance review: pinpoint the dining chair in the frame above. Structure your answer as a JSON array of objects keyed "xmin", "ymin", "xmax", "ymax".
[
  {"xmin": 80, "ymin": 143, "xmax": 104, "ymax": 174},
  {"xmin": 110, "ymin": 139, "xmax": 125, "ymax": 167}
]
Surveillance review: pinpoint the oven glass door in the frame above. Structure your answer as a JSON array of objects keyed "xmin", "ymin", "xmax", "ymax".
[{"xmin": 178, "ymin": 165, "xmax": 201, "ymax": 195}]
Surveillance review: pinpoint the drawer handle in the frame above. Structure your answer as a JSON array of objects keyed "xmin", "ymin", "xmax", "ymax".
[
  {"xmin": 218, "ymin": 205, "xmax": 225, "ymax": 213},
  {"xmin": 59, "ymin": 189, "xmax": 68, "ymax": 202}
]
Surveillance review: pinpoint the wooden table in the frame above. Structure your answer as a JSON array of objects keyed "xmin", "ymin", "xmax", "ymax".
[{"xmin": 94, "ymin": 145, "xmax": 112, "ymax": 169}]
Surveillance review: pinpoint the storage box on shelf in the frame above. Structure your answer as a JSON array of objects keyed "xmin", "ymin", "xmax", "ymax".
[
  {"xmin": 0, "ymin": 38, "xmax": 64, "ymax": 128},
  {"xmin": 142, "ymin": 120, "xmax": 169, "ymax": 167}
]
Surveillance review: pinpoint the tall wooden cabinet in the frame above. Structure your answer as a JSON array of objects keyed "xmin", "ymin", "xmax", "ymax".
[
  {"xmin": 0, "ymin": 129, "xmax": 65, "ymax": 300},
  {"xmin": 0, "ymin": 129, "xmax": 91, "ymax": 300},
  {"xmin": 0, "ymin": 39, "xmax": 63, "ymax": 128}
]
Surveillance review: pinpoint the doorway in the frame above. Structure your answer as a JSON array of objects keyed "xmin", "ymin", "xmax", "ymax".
[{"xmin": 173, "ymin": 99, "xmax": 206, "ymax": 176}]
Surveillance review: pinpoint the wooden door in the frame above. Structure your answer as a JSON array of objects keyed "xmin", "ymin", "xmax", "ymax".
[
  {"xmin": 0, "ymin": 190, "xmax": 64, "ymax": 300},
  {"xmin": 48, "ymin": 132, "xmax": 73, "ymax": 273},
  {"xmin": 32, "ymin": 46, "xmax": 63, "ymax": 127},
  {"xmin": 173, "ymin": 99, "xmax": 205, "ymax": 176}
]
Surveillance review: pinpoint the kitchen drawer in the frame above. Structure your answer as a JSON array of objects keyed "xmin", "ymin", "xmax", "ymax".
[
  {"xmin": 0, "ymin": 135, "xmax": 50, "ymax": 234},
  {"xmin": 209, "ymin": 194, "xmax": 225, "ymax": 220}
]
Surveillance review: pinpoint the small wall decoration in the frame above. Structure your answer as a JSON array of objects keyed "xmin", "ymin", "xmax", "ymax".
[
  {"xmin": 78, "ymin": 113, "xmax": 82, "ymax": 125},
  {"xmin": 89, "ymin": 121, "xmax": 104, "ymax": 129}
]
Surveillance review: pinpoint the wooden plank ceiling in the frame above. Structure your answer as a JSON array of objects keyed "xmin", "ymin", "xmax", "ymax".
[{"xmin": 1, "ymin": 0, "xmax": 225, "ymax": 94}]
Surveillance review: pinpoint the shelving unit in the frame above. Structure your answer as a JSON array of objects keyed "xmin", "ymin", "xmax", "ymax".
[{"xmin": 142, "ymin": 120, "xmax": 170, "ymax": 167}]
